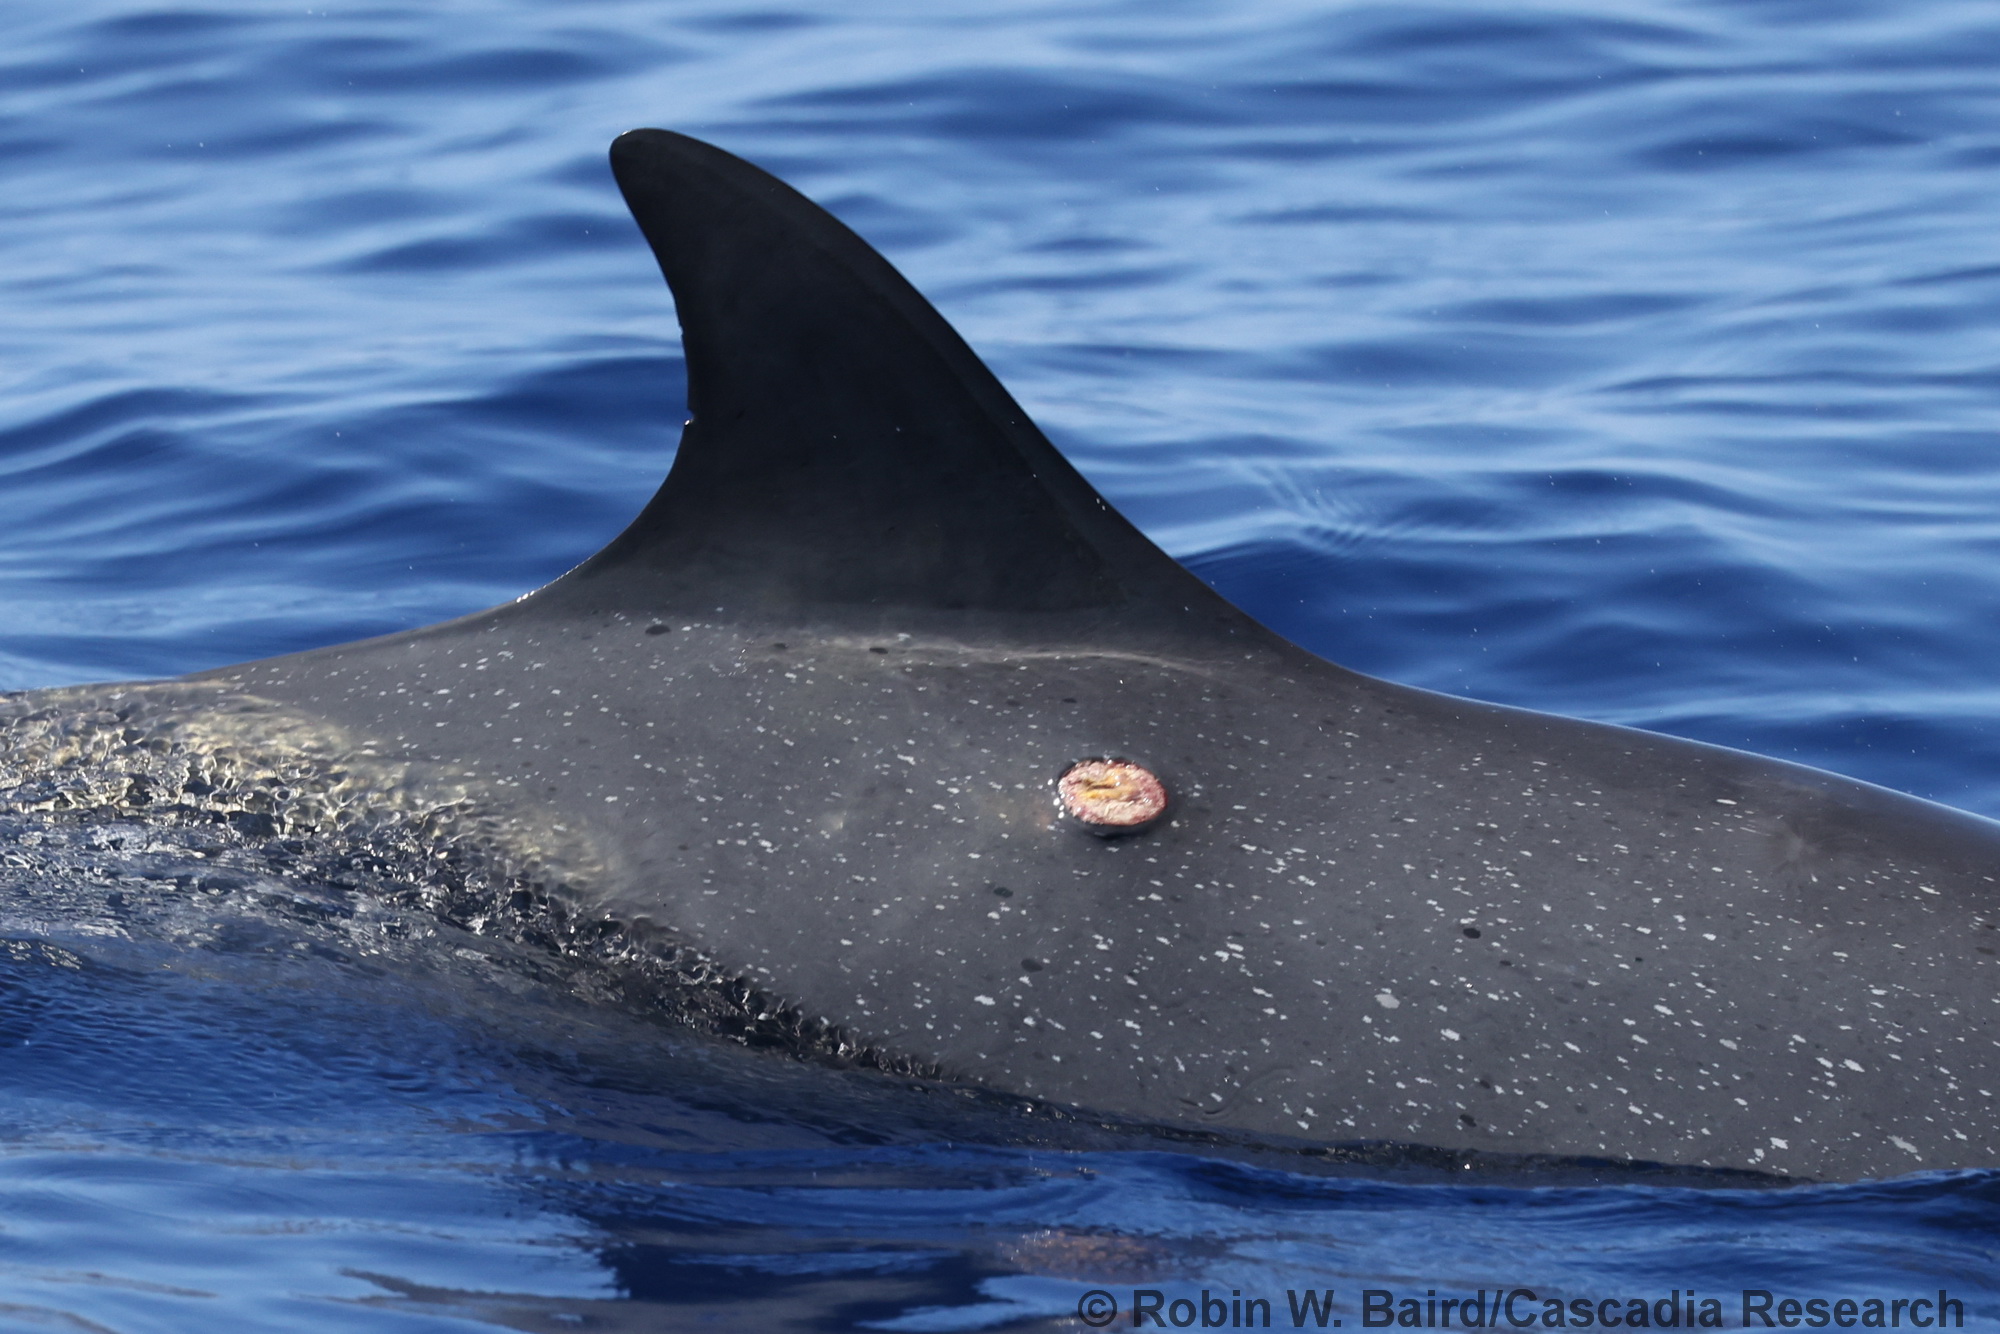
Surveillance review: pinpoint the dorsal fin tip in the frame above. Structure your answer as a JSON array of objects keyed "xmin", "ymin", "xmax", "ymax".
[{"xmin": 545, "ymin": 129, "xmax": 1214, "ymax": 620}]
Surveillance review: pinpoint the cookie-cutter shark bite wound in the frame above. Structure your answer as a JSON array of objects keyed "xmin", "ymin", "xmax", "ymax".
[
  {"xmin": 12, "ymin": 128, "xmax": 2000, "ymax": 1185},
  {"xmin": 1058, "ymin": 759, "xmax": 1169, "ymax": 835}
]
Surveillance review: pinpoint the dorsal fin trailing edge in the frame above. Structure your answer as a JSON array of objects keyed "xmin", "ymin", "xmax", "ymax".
[{"xmin": 543, "ymin": 128, "xmax": 1228, "ymax": 621}]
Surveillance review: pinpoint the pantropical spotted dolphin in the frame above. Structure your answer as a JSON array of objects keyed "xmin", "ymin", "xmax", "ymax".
[{"xmin": 9, "ymin": 130, "xmax": 1997, "ymax": 1183}]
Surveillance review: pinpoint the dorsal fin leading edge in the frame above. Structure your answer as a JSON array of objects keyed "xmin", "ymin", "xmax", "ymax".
[{"xmin": 542, "ymin": 128, "xmax": 1225, "ymax": 622}]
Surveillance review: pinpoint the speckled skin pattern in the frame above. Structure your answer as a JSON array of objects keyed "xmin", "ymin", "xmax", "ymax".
[
  {"xmin": 92, "ymin": 129, "xmax": 2000, "ymax": 1182},
  {"xmin": 209, "ymin": 593, "xmax": 2000, "ymax": 1184}
]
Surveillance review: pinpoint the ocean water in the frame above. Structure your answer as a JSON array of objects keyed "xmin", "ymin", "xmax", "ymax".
[{"xmin": 0, "ymin": 0, "xmax": 1998, "ymax": 1329}]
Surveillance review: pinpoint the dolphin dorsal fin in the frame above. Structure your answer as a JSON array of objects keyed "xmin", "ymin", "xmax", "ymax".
[{"xmin": 548, "ymin": 129, "xmax": 1224, "ymax": 621}]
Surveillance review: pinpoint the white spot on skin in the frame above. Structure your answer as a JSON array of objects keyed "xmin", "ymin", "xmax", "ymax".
[
  {"xmin": 1374, "ymin": 992, "xmax": 1400, "ymax": 1009},
  {"xmin": 1441, "ymin": 1028, "xmax": 1461, "ymax": 1041},
  {"xmin": 973, "ymin": 995, "xmax": 996, "ymax": 1006}
]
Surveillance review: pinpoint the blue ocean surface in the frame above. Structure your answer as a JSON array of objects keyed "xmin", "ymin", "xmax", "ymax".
[{"xmin": 0, "ymin": 0, "xmax": 1998, "ymax": 1328}]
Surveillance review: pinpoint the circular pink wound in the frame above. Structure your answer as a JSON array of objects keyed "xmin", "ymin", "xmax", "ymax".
[{"xmin": 1058, "ymin": 759, "xmax": 1168, "ymax": 829}]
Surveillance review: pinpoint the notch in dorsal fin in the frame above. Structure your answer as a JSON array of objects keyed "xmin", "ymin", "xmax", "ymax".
[{"xmin": 550, "ymin": 129, "xmax": 1222, "ymax": 618}]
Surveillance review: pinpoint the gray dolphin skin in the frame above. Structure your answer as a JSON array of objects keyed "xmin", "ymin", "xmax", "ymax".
[{"xmin": 17, "ymin": 130, "xmax": 2000, "ymax": 1183}]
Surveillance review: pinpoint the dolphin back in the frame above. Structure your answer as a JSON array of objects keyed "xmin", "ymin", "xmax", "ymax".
[{"xmin": 90, "ymin": 130, "xmax": 2000, "ymax": 1185}]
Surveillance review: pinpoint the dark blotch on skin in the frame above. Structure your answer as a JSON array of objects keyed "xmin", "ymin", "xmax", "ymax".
[
  {"xmin": 868, "ymin": 646, "xmax": 888, "ymax": 654},
  {"xmin": 645, "ymin": 623, "xmax": 671, "ymax": 635},
  {"xmin": 1022, "ymin": 958, "xmax": 1043, "ymax": 972},
  {"xmin": 992, "ymin": 885, "xmax": 1012, "ymax": 897},
  {"xmin": 1462, "ymin": 927, "xmax": 1482, "ymax": 939}
]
